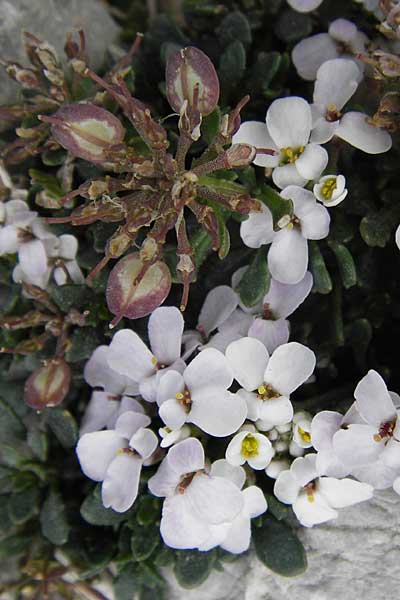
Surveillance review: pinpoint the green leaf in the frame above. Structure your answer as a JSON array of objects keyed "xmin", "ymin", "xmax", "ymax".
[
  {"xmin": 328, "ymin": 241, "xmax": 357, "ymax": 289},
  {"xmin": 43, "ymin": 408, "xmax": 78, "ymax": 449},
  {"xmin": 309, "ymin": 242, "xmax": 332, "ymax": 295},
  {"xmin": 29, "ymin": 169, "xmax": 65, "ymax": 199},
  {"xmin": 238, "ymin": 249, "xmax": 270, "ymax": 307},
  {"xmin": 0, "ymin": 283, "xmax": 20, "ymax": 315},
  {"xmin": 81, "ymin": 487, "xmax": 126, "ymax": 527},
  {"xmin": 174, "ymin": 550, "xmax": 215, "ymax": 589},
  {"xmin": 0, "ymin": 397, "xmax": 25, "ymax": 440},
  {"xmin": 218, "ymin": 40, "xmax": 246, "ymax": 91},
  {"xmin": 136, "ymin": 496, "xmax": 161, "ymax": 526},
  {"xmin": 198, "ymin": 175, "xmax": 248, "ymax": 198},
  {"xmin": 0, "ymin": 533, "xmax": 33, "ymax": 558},
  {"xmin": 192, "ymin": 229, "xmax": 213, "ymax": 269},
  {"xmin": 40, "ymin": 490, "xmax": 70, "ymax": 545},
  {"xmin": 253, "ymin": 516, "xmax": 307, "ymax": 576},
  {"xmin": 218, "ymin": 11, "xmax": 251, "ymax": 47},
  {"xmin": 201, "ymin": 107, "xmax": 221, "ymax": 145},
  {"xmin": 131, "ymin": 525, "xmax": 160, "ymax": 561},
  {"xmin": 9, "ymin": 487, "xmax": 40, "ymax": 525},
  {"xmin": 275, "ymin": 8, "xmax": 312, "ymax": 42},
  {"xmin": 216, "ymin": 211, "xmax": 230, "ymax": 259},
  {"xmin": 0, "ymin": 496, "xmax": 12, "ymax": 534},
  {"xmin": 266, "ymin": 495, "xmax": 290, "ymax": 521},
  {"xmin": 65, "ymin": 327, "xmax": 101, "ymax": 363},
  {"xmin": 247, "ymin": 51, "xmax": 282, "ymax": 95},
  {"xmin": 41, "ymin": 149, "xmax": 68, "ymax": 166},
  {"xmin": 114, "ymin": 563, "xmax": 142, "ymax": 600},
  {"xmin": 258, "ymin": 185, "xmax": 293, "ymax": 227},
  {"xmin": 51, "ymin": 284, "xmax": 95, "ymax": 312},
  {"xmin": 359, "ymin": 209, "xmax": 394, "ymax": 247},
  {"xmin": 27, "ymin": 429, "xmax": 48, "ymax": 462}
]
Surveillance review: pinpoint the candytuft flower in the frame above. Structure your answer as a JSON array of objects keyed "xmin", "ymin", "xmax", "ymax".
[
  {"xmin": 313, "ymin": 174, "xmax": 348, "ymax": 207},
  {"xmin": 226, "ymin": 425, "xmax": 274, "ymax": 470}
]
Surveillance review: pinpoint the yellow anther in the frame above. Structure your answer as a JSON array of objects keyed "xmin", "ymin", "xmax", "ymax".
[
  {"xmin": 117, "ymin": 448, "xmax": 124, "ymax": 455},
  {"xmin": 328, "ymin": 104, "xmax": 338, "ymax": 113},
  {"xmin": 280, "ymin": 145, "xmax": 305, "ymax": 165},
  {"xmin": 241, "ymin": 434, "xmax": 259, "ymax": 458},
  {"xmin": 298, "ymin": 426, "xmax": 311, "ymax": 444},
  {"xmin": 373, "ymin": 433, "xmax": 382, "ymax": 442},
  {"xmin": 258, "ymin": 385, "xmax": 266, "ymax": 395},
  {"xmin": 151, "ymin": 356, "xmax": 158, "ymax": 365},
  {"xmin": 176, "ymin": 392, "xmax": 184, "ymax": 400},
  {"xmin": 307, "ymin": 494, "xmax": 315, "ymax": 503},
  {"xmin": 321, "ymin": 177, "xmax": 337, "ymax": 200}
]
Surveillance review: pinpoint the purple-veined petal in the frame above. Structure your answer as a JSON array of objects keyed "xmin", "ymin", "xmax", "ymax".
[{"xmin": 102, "ymin": 453, "xmax": 141, "ymax": 512}]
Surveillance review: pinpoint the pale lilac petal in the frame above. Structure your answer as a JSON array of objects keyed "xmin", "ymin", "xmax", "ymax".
[
  {"xmin": 220, "ymin": 516, "xmax": 251, "ymax": 554},
  {"xmin": 232, "ymin": 121, "xmax": 278, "ymax": 168},
  {"xmin": 148, "ymin": 306, "xmax": 184, "ymax": 366},
  {"xmin": 186, "ymin": 473, "xmax": 243, "ymax": 524},
  {"xmin": 268, "ymin": 229, "xmax": 308, "ymax": 284},
  {"xmin": 318, "ymin": 477, "xmax": 373, "ymax": 508},
  {"xmin": 311, "ymin": 410, "xmax": 342, "ymax": 451},
  {"xmin": 184, "ymin": 347, "xmax": 233, "ymax": 392},
  {"xmin": 84, "ymin": 346, "xmax": 137, "ymax": 396},
  {"xmin": 280, "ymin": 185, "xmax": 316, "ymax": 219},
  {"xmin": 293, "ymin": 492, "xmax": 338, "ymax": 527},
  {"xmin": 262, "ymin": 272, "xmax": 313, "ymax": 319},
  {"xmin": 225, "ymin": 337, "xmax": 269, "ymax": 392},
  {"xmin": 159, "ymin": 398, "xmax": 187, "ymax": 431},
  {"xmin": 328, "ymin": 18, "xmax": 357, "ymax": 43},
  {"xmin": 109, "ymin": 396, "xmax": 145, "ymax": 428},
  {"xmin": 0, "ymin": 225, "xmax": 20, "ymax": 254},
  {"xmin": 140, "ymin": 359, "xmax": 186, "ymax": 403},
  {"xmin": 129, "ymin": 427, "xmax": 158, "ymax": 459},
  {"xmin": 156, "ymin": 370, "xmax": 185, "ymax": 406},
  {"xmin": 190, "ymin": 389, "xmax": 247, "ymax": 437},
  {"xmin": 352, "ymin": 460, "xmax": 396, "ymax": 490},
  {"xmin": 292, "ymin": 34, "xmax": 339, "ymax": 81},
  {"xmin": 354, "ymin": 370, "xmax": 396, "ymax": 427},
  {"xmin": 274, "ymin": 470, "xmax": 300, "ymax": 504},
  {"xmin": 382, "ymin": 439, "xmax": 400, "ymax": 469},
  {"xmin": 316, "ymin": 449, "xmax": 351, "ymax": 479},
  {"xmin": 167, "ymin": 437, "xmax": 205, "ymax": 475},
  {"xmin": 265, "ymin": 342, "xmax": 316, "ymax": 395},
  {"xmin": 248, "ymin": 318, "xmax": 290, "ymax": 354},
  {"xmin": 160, "ymin": 494, "xmax": 208, "ymax": 549},
  {"xmin": 79, "ymin": 391, "xmax": 119, "ymax": 436},
  {"xmin": 335, "ymin": 112, "xmax": 392, "ymax": 154},
  {"xmin": 114, "ymin": 411, "xmax": 150, "ymax": 439},
  {"xmin": 267, "ymin": 97, "xmax": 312, "ymax": 148},
  {"xmin": 295, "ymin": 143, "xmax": 328, "ymax": 181},
  {"xmin": 333, "ymin": 424, "xmax": 385, "ymax": 467},
  {"xmin": 57, "ymin": 234, "xmax": 78, "ymax": 259},
  {"xmin": 148, "ymin": 457, "xmax": 181, "ymax": 497},
  {"xmin": 300, "ymin": 203, "xmax": 330, "ymax": 240},
  {"xmin": 102, "ymin": 454, "xmax": 142, "ymax": 512},
  {"xmin": 258, "ymin": 395, "xmax": 294, "ymax": 426},
  {"xmin": 198, "ymin": 286, "xmax": 238, "ymax": 336},
  {"xmin": 240, "ymin": 205, "xmax": 275, "ymax": 249},
  {"xmin": 310, "ymin": 117, "xmax": 338, "ymax": 144},
  {"xmin": 19, "ymin": 239, "xmax": 48, "ymax": 282},
  {"xmin": 210, "ymin": 459, "xmax": 246, "ymax": 489},
  {"xmin": 237, "ymin": 388, "xmax": 262, "ymax": 421},
  {"xmin": 313, "ymin": 59, "xmax": 360, "ymax": 110},
  {"xmin": 242, "ymin": 485, "xmax": 268, "ymax": 518},
  {"xmin": 272, "ymin": 163, "xmax": 308, "ymax": 189},
  {"xmin": 108, "ymin": 329, "xmax": 155, "ymax": 381},
  {"xmin": 291, "ymin": 454, "xmax": 318, "ymax": 486},
  {"xmin": 76, "ymin": 430, "xmax": 125, "ymax": 481}
]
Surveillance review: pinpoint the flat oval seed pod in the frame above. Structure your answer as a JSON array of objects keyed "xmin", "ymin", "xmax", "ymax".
[
  {"xmin": 166, "ymin": 46, "xmax": 220, "ymax": 116},
  {"xmin": 45, "ymin": 103, "xmax": 125, "ymax": 163},
  {"xmin": 106, "ymin": 252, "xmax": 172, "ymax": 325},
  {"xmin": 24, "ymin": 358, "xmax": 71, "ymax": 410}
]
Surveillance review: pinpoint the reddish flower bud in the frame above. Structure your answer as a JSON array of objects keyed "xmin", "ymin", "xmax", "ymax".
[
  {"xmin": 106, "ymin": 252, "xmax": 171, "ymax": 325},
  {"xmin": 24, "ymin": 358, "xmax": 71, "ymax": 410},
  {"xmin": 40, "ymin": 103, "xmax": 125, "ymax": 163},
  {"xmin": 166, "ymin": 46, "xmax": 219, "ymax": 116}
]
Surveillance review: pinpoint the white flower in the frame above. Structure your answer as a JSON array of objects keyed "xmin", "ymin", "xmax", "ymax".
[
  {"xmin": 311, "ymin": 59, "xmax": 392, "ymax": 153},
  {"xmin": 107, "ymin": 306, "xmax": 186, "ymax": 402},
  {"xmin": 313, "ymin": 174, "xmax": 348, "ymax": 207},
  {"xmin": 274, "ymin": 454, "xmax": 373, "ymax": 527},
  {"xmin": 159, "ymin": 424, "xmax": 191, "ymax": 448},
  {"xmin": 233, "ymin": 97, "xmax": 328, "ymax": 189},
  {"xmin": 287, "ymin": 0, "xmax": 323, "ymax": 12},
  {"xmin": 76, "ymin": 411, "xmax": 158, "ymax": 512},
  {"xmin": 241, "ymin": 186, "xmax": 330, "ymax": 284},
  {"xmin": 247, "ymin": 272, "xmax": 313, "ymax": 353},
  {"xmin": 49, "ymin": 234, "xmax": 85, "ymax": 285},
  {"xmin": 226, "ymin": 425, "xmax": 274, "ymax": 470},
  {"xmin": 148, "ymin": 438, "xmax": 244, "ymax": 550},
  {"xmin": 292, "ymin": 411, "xmax": 313, "ymax": 449},
  {"xmin": 182, "ymin": 285, "xmax": 239, "ymax": 357},
  {"xmin": 395, "ymin": 224, "xmax": 400, "ymax": 250},
  {"xmin": 156, "ymin": 347, "xmax": 247, "ymax": 437},
  {"xmin": 292, "ymin": 18, "xmax": 367, "ymax": 81},
  {"xmin": 332, "ymin": 370, "xmax": 400, "ymax": 479},
  {"xmin": 226, "ymin": 337, "xmax": 315, "ymax": 428},
  {"xmin": 265, "ymin": 457, "xmax": 290, "ymax": 479},
  {"xmin": 198, "ymin": 459, "xmax": 268, "ymax": 554},
  {"xmin": 80, "ymin": 345, "xmax": 142, "ymax": 435}
]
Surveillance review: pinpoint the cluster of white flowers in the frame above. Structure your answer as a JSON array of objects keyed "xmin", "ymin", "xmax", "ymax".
[{"xmin": 0, "ymin": 196, "xmax": 83, "ymax": 290}]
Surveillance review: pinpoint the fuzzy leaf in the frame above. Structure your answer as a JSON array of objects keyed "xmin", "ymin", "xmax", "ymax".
[
  {"xmin": 9, "ymin": 487, "xmax": 40, "ymax": 525},
  {"xmin": 328, "ymin": 241, "xmax": 357, "ymax": 289},
  {"xmin": 43, "ymin": 408, "xmax": 78, "ymax": 448},
  {"xmin": 238, "ymin": 249, "xmax": 270, "ymax": 307},
  {"xmin": 174, "ymin": 550, "xmax": 216, "ymax": 589},
  {"xmin": 309, "ymin": 242, "xmax": 332, "ymax": 295},
  {"xmin": 253, "ymin": 515, "xmax": 307, "ymax": 576},
  {"xmin": 40, "ymin": 490, "xmax": 70, "ymax": 545},
  {"xmin": 258, "ymin": 185, "xmax": 293, "ymax": 227},
  {"xmin": 80, "ymin": 487, "xmax": 126, "ymax": 527},
  {"xmin": 131, "ymin": 525, "xmax": 160, "ymax": 561}
]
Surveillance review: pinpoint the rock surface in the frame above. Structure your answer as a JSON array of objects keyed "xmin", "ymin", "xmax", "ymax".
[
  {"xmin": 164, "ymin": 490, "xmax": 400, "ymax": 599},
  {"xmin": 0, "ymin": 0, "xmax": 120, "ymax": 104}
]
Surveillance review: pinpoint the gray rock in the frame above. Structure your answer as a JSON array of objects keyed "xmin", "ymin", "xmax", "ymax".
[
  {"xmin": 164, "ymin": 490, "xmax": 400, "ymax": 600},
  {"xmin": 0, "ymin": 0, "xmax": 120, "ymax": 104}
]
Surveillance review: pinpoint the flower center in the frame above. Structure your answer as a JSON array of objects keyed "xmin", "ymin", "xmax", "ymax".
[
  {"xmin": 320, "ymin": 177, "xmax": 337, "ymax": 200},
  {"xmin": 176, "ymin": 387, "xmax": 192, "ymax": 412},
  {"xmin": 151, "ymin": 356, "xmax": 167, "ymax": 370},
  {"xmin": 177, "ymin": 471, "xmax": 197, "ymax": 494},
  {"xmin": 325, "ymin": 104, "xmax": 342, "ymax": 122},
  {"xmin": 304, "ymin": 480, "xmax": 317, "ymax": 503},
  {"xmin": 241, "ymin": 433, "xmax": 259, "ymax": 458},
  {"xmin": 298, "ymin": 426, "xmax": 311, "ymax": 444},
  {"xmin": 279, "ymin": 146, "xmax": 304, "ymax": 165},
  {"xmin": 276, "ymin": 213, "xmax": 301, "ymax": 232},
  {"xmin": 257, "ymin": 383, "xmax": 280, "ymax": 400},
  {"xmin": 262, "ymin": 302, "xmax": 275, "ymax": 320},
  {"xmin": 373, "ymin": 417, "xmax": 397, "ymax": 442},
  {"xmin": 17, "ymin": 228, "xmax": 35, "ymax": 243},
  {"xmin": 117, "ymin": 447, "xmax": 138, "ymax": 457}
]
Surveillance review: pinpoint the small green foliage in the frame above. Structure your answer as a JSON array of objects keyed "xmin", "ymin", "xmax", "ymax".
[
  {"xmin": 309, "ymin": 242, "xmax": 333, "ymax": 295},
  {"xmin": 238, "ymin": 249, "xmax": 270, "ymax": 307},
  {"xmin": 40, "ymin": 490, "xmax": 70, "ymax": 545},
  {"xmin": 80, "ymin": 486, "xmax": 126, "ymax": 527},
  {"xmin": 174, "ymin": 550, "xmax": 216, "ymax": 589},
  {"xmin": 43, "ymin": 408, "xmax": 78, "ymax": 449}
]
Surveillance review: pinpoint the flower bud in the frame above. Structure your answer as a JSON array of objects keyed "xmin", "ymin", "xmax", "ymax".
[
  {"xmin": 226, "ymin": 143, "xmax": 257, "ymax": 167},
  {"xmin": 24, "ymin": 358, "xmax": 71, "ymax": 410},
  {"xmin": 166, "ymin": 46, "xmax": 219, "ymax": 116},
  {"xmin": 40, "ymin": 103, "xmax": 125, "ymax": 163}
]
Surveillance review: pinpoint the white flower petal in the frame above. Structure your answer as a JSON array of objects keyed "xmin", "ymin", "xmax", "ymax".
[
  {"xmin": 240, "ymin": 204, "xmax": 275, "ymax": 249},
  {"xmin": 186, "ymin": 473, "xmax": 243, "ymax": 525},
  {"xmin": 259, "ymin": 396, "xmax": 294, "ymax": 427},
  {"xmin": 300, "ymin": 203, "xmax": 330, "ymax": 240},
  {"xmin": 272, "ymin": 163, "xmax": 308, "ymax": 189},
  {"xmin": 148, "ymin": 457, "xmax": 181, "ymax": 497},
  {"xmin": 333, "ymin": 424, "xmax": 385, "ymax": 467},
  {"xmin": 167, "ymin": 437, "xmax": 205, "ymax": 476},
  {"xmin": 318, "ymin": 477, "xmax": 373, "ymax": 508},
  {"xmin": 335, "ymin": 112, "xmax": 392, "ymax": 154},
  {"xmin": 287, "ymin": 0, "xmax": 323, "ymax": 12},
  {"xmin": 313, "ymin": 58, "xmax": 360, "ymax": 110},
  {"xmin": 190, "ymin": 390, "xmax": 247, "ymax": 437},
  {"xmin": 328, "ymin": 18, "xmax": 357, "ymax": 43},
  {"xmin": 19, "ymin": 239, "xmax": 48, "ymax": 282},
  {"xmin": 156, "ymin": 370, "xmax": 185, "ymax": 406},
  {"xmin": 237, "ymin": 388, "xmax": 262, "ymax": 421},
  {"xmin": 382, "ymin": 439, "xmax": 400, "ymax": 470},
  {"xmin": 130, "ymin": 427, "xmax": 158, "ymax": 459},
  {"xmin": 0, "ymin": 225, "xmax": 20, "ymax": 254},
  {"xmin": 242, "ymin": 485, "xmax": 268, "ymax": 518},
  {"xmin": 198, "ymin": 286, "xmax": 238, "ymax": 336},
  {"xmin": 264, "ymin": 342, "xmax": 316, "ymax": 395},
  {"xmin": 184, "ymin": 347, "xmax": 233, "ymax": 392},
  {"xmin": 354, "ymin": 370, "xmax": 396, "ymax": 427},
  {"xmin": 247, "ymin": 435, "xmax": 274, "ymax": 470},
  {"xmin": 79, "ymin": 391, "xmax": 119, "ymax": 436},
  {"xmin": 114, "ymin": 411, "xmax": 150, "ymax": 439},
  {"xmin": 232, "ymin": 121, "xmax": 278, "ymax": 168},
  {"xmin": 210, "ymin": 459, "xmax": 246, "ymax": 489},
  {"xmin": 310, "ymin": 117, "xmax": 338, "ymax": 144},
  {"xmin": 267, "ymin": 97, "xmax": 312, "ymax": 148},
  {"xmin": 225, "ymin": 431, "xmax": 249, "ymax": 467},
  {"xmin": 160, "ymin": 494, "xmax": 208, "ymax": 549},
  {"xmin": 226, "ymin": 337, "xmax": 269, "ymax": 391},
  {"xmin": 84, "ymin": 345, "xmax": 137, "ymax": 396},
  {"xmin": 159, "ymin": 398, "xmax": 187, "ymax": 431},
  {"xmin": 102, "ymin": 453, "xmax": 142, "ymax": 512},
  {"xmin": 148, "ymin": 306, "xmax": 184, "ymax": 366},
  {"xmin": 108, "ymin": 329, "xmax": 155, "ymax": 381},
  {"xmin": 295, "ymin": 143, "xmax": 328, "ymax": 181},
  {"xmin": 292, "ymin": 34, "xmax": 339, "ymax": 81},
  {"xmin": 311, "ymin": 410, "xmax": 342, "ymax": 451},
  {"xmin": 274, "ymin": 470, "xmax": 300, "ymax": 504},
  {"xmin": 291, "ymin": 454, "xmax": 318, "ymax": 486},
  {"xmin": 263, "ymin": 271, "xmax": 313, "ymax": 319},
  {"xmin": 76, "ymin": 430, "xmax": 125, "ymax": 481},
  {"xmin": 248, "ymin": 318, "xmax": 290, "ymax": 354},
  {"xmin": 57, "ymin": 234, "xmax": 78, "ymax": 260},
  {"xmin": 220, "ymin": 515, "xmax": 251, "ymax": 554},
  {"xmin": 293, "ymin": 491, "xmax": 338, "ymax": 527},
  {"xmin": 351, "ymin": 460, "xmax": 396, "ymax": 490},
  {"xmin": 268, "ymin": 228, "xmax": 308, "ymax": 284}
]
